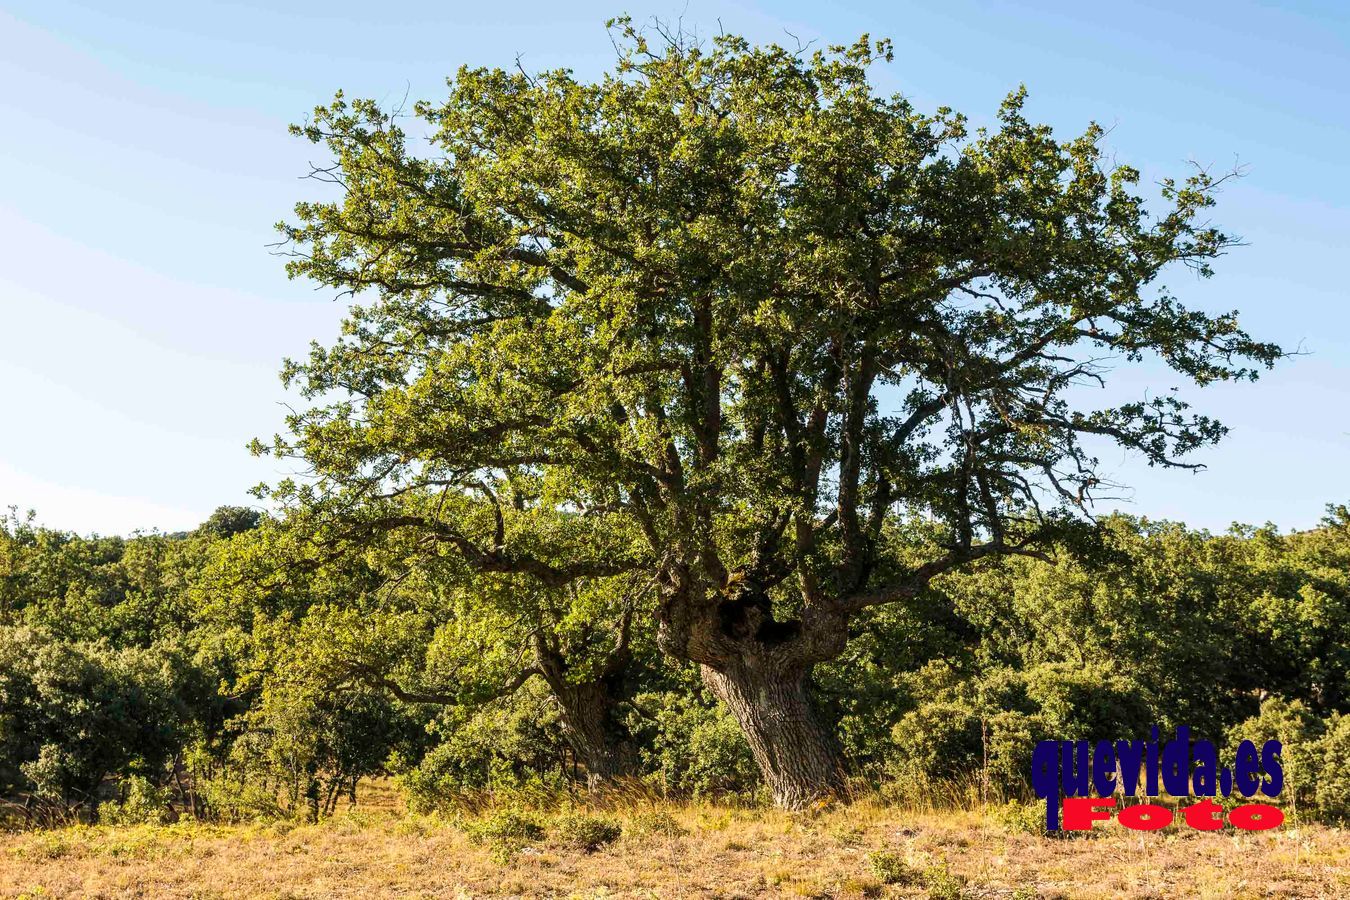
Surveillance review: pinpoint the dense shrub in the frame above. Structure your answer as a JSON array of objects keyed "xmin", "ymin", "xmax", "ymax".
[
  {"xmin": 0, "ymin": 626, "xmax": 205, "ymax": 816},
  {"xmin": 888, "ymin": 702, "xmax": 982, "ymax": 783},
  {"xmin": 630, "ymin": 691, "xmax": 760, "ymax": 798},
  {"xmin": 1312, "ymin": 713, "xmax": 1350, "ymax": 823},
  {"xmin": 1225, "ymin": 696, "xmax": 1322, "ymax": 813},
  {"xmin": 399, "ymin": 686, "xmax": 567, "ymax": 812},
  {"xmin": 98, "ymin": 776, "xmax": 173, "ymax": 825},
  {"xmin": 554, "ymin": 811, "xmax": 622, "ymax": 851},
  {"xmin": 1020, "ymin": 664, "xmax": 1154, "ymax": 741}
]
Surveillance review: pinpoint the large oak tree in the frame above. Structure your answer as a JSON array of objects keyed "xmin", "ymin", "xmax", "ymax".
[{"xmin": 263, "ymin": 20, "xmax": 1282, "ymax": 807}]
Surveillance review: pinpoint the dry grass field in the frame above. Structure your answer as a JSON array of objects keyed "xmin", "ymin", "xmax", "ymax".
[{"xmin": 2, "ymin": 783, "xmax": 1347, "ymax": 899}]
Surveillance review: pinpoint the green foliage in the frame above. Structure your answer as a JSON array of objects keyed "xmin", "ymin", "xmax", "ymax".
[
  {"xmin": 219, "ymin": 682, "xmax": 423, "ymax": 822},
  {"xmin": 466, "ymin": 806, "xmax": 546, "ymax": 843},
  {"xmin": 888, "ymin": 702, "xmax": 982, "ymax": 783},
  {"xmin": 0, "ymin": 510, "xmax": 211, "ymax": 648},
  {"xmin": 875, "ymin": 658, "xmax": 1152, "ymax": 793},
  {"xmin": 195, "ymin": 776, "xmax": 284, "ymax": 823},
  {"xmin": 553, "ymin": 811, "xmax": 622, "ymax": 851},
  {"xmin": 399, "ymin": 686, "xmax": 567, "ymax": 811},
  {"xmin": 465, "ymin": 806, "xmax": 546, "ymax": 861},
  {"xmin": 1313, "ymin": 713, "xmax": 1350, "ymax": 823},
  {"xmin": 4, "ymin": 495, "xmax": 1350, "ymax": 824},
  {"xmin": 858, "ymin": 511, "xmax": 1350, "ymax": 802},
  {"xmin": 922, "ymin": 862, "xmax": 969, "ymax": 900},
  {"xmin": 1225, "ymin": 696, "xmax": 1321, "ymax": 814},
  {"xmin": 0, "ymin": 626, "xmax": 207, "ymax": 814},
  {"xmin": 867, "ymin": 850, "xmax": 916, "ymax": 885},
  {"xmin": 268, "ymin": 22, "xmax": 1278, "ymax": 566},
  {"xmin": 1244, "ymin": 704, "xmax": 1350, "ymax": 826},
  {"xmin": 98, "ymin": 776, "xmax": 172, "ymax": 826},
  {"xmin": 196, "ymin": 506, "xmax": 262, "ymax": 540},
  {"xmin": 992, "ymin": 800, "xmax": 1044, "ymax": 835},
  {"xmin": 630, "ymin": 690, "xmax": 760, "ymax": 797}
]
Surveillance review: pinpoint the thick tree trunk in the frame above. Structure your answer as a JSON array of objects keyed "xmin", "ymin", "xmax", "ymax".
[
  {"xmin": 545, "ymin": 673, "xmax": 634, "ymax": 790},
  {"xmin": 657, "ymin": 575, "xmax": 851, "ymax": 808},
  {"xmin": 701, "ymin": 661, "xmax": 845, "ymax": 809}
]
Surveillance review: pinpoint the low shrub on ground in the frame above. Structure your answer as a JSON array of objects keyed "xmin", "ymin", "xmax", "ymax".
[
  {"xmin": 867, "ymin": 850, "xmax": 916, "ymax": 885},
  {"xmin": 553, "ymin": 811, "xmax": 622, "ymax": 851},
  {"xmin": 992, "ymin": 799, "xmax": 1044, "ymax": 835},
  {"xmin": 922, "ymin": 862, "xmax": 968, "ymax": 900},
  {"xmin": 464, "ymin": 806, "xmax": 546, "ymax": 862}
]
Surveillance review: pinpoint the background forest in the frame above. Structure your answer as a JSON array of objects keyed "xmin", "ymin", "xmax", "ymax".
[{"xmin": 3, "ymin": 502, "xmax": 1348, "ymax": 828}]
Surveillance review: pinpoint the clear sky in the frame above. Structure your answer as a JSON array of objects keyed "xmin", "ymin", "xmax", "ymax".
[{"xmin": 1, "ymin": 0, "xmax": 1346, "ymax": 536}]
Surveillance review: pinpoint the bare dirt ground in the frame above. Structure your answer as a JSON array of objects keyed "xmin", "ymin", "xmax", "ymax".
[{"xmin": 2, "ymin": 786, "xmax": 1346, "ymax": 899}]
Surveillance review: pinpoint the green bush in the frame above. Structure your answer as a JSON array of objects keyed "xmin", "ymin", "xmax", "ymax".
[
  {"xmin": 466, "ymin": 807, "xmax": 546, "ymax": 844},
  {"xmin": 867, "ymin": 850, "xmax": 916, "ymax": 885},
  {"xmin": 888, "ymin": 702, "xmax": 982, "ymax": 782},
  {"xmin": 992, "ymin": 799, "xmax": 1044, "ymax": 835},
  {"xmin": 399, "ymin": 743, "xmax": 467, "ymax": 815},
  {"xmin": 1313, "ymin": 712, "xmax": 1350, "ymax": 823},
  {"xmin": 465, "ymin": 806, "xmax": 546, "ymax": 862},
  {"xmin": 1021, "ymin": 663, "xmax": 1154, "ymax": 742},
  {"xmin": 1225, "ymin": 696, "xmax": 1322, "ymax": 814},
  {"xmin": 981, "ymin": 710, "xmax": 1043, "ymax": 789},
  {"xmin": 923, "ymin": 862, "xmax": 968, "ymax": 900},
  {"xmin": 99, "ymin": 776, "xmax": 172, "ymax": 826},
  {"xmin": 554, "ymin": 811, "xmax": 622, "ymax": 851},
  {"xmin": 0, "ymin": 626, "xmax": 204, "ymax": 812},
  {"xmin": 630, "ymin": 691, "xmax": 759, "ymax": 798},
  {"xmin": 400, "ymin": 686, "xmax": 566, "ymax": 812}
]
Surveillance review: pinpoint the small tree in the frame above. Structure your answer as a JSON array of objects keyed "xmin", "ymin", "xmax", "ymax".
[{"xmin": 266, "ymin": 20, "xmax": 1281, "ymax": 806}]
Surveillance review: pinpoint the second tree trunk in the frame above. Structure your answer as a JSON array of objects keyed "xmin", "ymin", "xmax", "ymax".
[{"xmin": 550, "ymin": 677, "xmax": 633, "ymax": 789}]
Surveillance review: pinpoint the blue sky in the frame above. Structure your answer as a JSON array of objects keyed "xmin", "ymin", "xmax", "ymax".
[{"xmin": 1, "ymin": 0, "xmax": 1346, "ymax": 536}]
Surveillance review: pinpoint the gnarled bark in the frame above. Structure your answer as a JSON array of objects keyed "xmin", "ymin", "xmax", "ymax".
[
  {"xmin": 659, "ymin": 576, "xmax": 849, "ymax": 808},
  {"xmin": 533, "ymin": 630, "xmax": 636, "ymax": 790},
  {"xmin": 547, "ymin": 676, "xmax": 635, "ymax": 788},
  {"xmin": 701, "ymin": 661, "xmax": 844, "ymax": 809}
]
